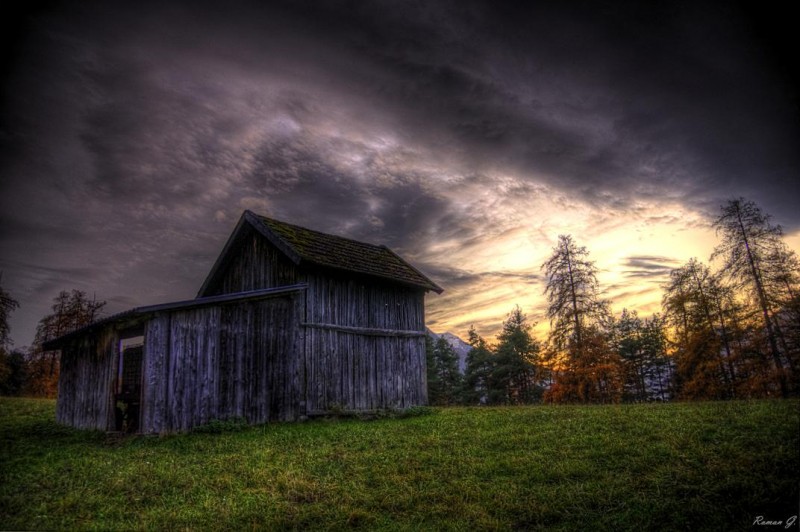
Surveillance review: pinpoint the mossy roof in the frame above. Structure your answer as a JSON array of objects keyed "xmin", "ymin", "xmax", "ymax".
[{"xmin": 254, "ymin": 214, "xmax": 443, "ymax": 293}]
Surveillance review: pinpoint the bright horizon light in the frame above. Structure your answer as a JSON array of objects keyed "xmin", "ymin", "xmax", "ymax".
[{"xmin": 424, "ymin": 198, "xmax": 741, "ymax": 342}]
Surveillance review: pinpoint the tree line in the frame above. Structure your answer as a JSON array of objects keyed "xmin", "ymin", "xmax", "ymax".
[
  {"xmin": 427, "ymin": 198, "xmax": 799, "ymax": 405},
  {"xmin": 2, "ymin": 198, "xmax": 798, "ymax": 402},
  {"xmin": 0, "ymin": 287, "xmax": 104, "ymax": 397}
]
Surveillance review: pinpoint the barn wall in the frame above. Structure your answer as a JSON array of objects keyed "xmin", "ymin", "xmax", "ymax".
[
  {"xmin": 304, "ymin": 272, "xmax": 427, "ymax": 413},
  {"xmin": 56, "ymin": 326, "xmax": 117, "ymax": 431},
  {"xmin": 207, "ymin": 228, "xmax": 300, "ymax": 296},
  {"xmin": 304, "ymin": 330, "xmax": 426, "ymax": 412},
  {"xmin": 305, "ymin": 272, "xmax": 425, "ymax": 330},
  {"xmin": 140, "ymin": 292, "xmax": 304, "ymax": 433}
]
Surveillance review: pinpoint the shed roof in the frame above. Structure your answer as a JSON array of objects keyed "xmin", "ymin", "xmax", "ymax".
[
  {"xmin": 199, "ymin": 211, "xmax": 443, "ymax": 295},
  {"xmin": 42, "ymin": 284, "xmax": 308, "ymax": 351}
]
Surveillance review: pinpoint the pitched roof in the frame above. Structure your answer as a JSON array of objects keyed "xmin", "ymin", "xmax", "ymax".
[{"xmin": 199, "ymin": 211, "xmax": 443, "ymax": 295}]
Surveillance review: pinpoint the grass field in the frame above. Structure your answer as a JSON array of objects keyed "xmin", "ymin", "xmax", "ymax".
[{"xmin": 1, "ymin": 398, "xmax": 798, "ymax": 531}]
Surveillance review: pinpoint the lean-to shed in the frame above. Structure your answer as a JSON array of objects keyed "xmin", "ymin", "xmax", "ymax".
[{"xmin": 44, "ymin": 211, "xmax": 442, "ymax": 433}]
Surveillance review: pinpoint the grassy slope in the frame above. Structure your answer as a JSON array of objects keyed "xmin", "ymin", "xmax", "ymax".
[{"xmin": 1, "ymin": 398, "xmax": 798, "ymax": 531}]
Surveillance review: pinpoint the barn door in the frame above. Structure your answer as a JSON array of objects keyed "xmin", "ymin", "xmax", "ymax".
[{"xmin": 114, "ymin": 342, "xmax": 143, "ymax": 432}]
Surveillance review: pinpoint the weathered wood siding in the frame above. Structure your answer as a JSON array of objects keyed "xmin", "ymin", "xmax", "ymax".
[
  {"xmin": 56, "ymin": 326, "xmax": 117, "ymax": 431},
  {"xmin": 304, "ymin": 272, "xmax": 427, "ymax": 413},
  {"xmin": 305, "ymin": 330, "xmax": 426, "ymax": 412},
  {"xmin": 207, "ymin": 228, "xmax": 300, "ymax": 296},
  {"xmin": 140, "ymin": 292, "xmax": 304, "ymax": 433},
  {"xmin": 205, "ymin": 230, "xmax": 429, "ymax": 414},
  {"xmin": 306, "ymin": 273, "xmax": 425, "ymax": 330}
]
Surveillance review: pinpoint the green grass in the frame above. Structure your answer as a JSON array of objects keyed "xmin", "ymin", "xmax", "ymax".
[{"xmin": 1, "ymin": 398, "xmax": 798, "ymax": 531}]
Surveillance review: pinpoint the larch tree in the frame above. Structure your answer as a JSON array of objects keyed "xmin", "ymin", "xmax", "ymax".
[
  {"xmin": 541, "ymin": 235, "xmax": 620, "ymax": 403},
  {"xmin": 542, "ymin": 235, "xmax": 604, "ymax": 354},
  {"xmin": 763, "ymin": 244, "xmax": 800, "ymax": 368},
  {"xmin": 662, "ymin": 258, "xmax": 738, "ymax": 399},
  {"xmin": 711, "ymin": 198, "xmax": 795, "ymax": 396}
]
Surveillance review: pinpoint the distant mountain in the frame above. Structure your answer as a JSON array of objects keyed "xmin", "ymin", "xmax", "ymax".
[{"xmin": 426, "ymin": 329, "xmax": 472, "ymax": 374}]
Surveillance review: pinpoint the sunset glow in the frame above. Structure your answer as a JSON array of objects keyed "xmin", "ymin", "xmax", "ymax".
[{"xmin": 424, "ymin": 198, "xmax": 722, "ymax": 339}]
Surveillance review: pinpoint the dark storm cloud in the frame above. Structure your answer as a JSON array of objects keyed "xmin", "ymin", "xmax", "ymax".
[
  {"xmin": 1, "ymin": 0, "xmax": 797, "ymax": 343},
  {"xmin": 299, "ymin": 0, "xmax": 797, "ymax": 221},
  {"xmin": 2, "ymin": 259, "xmax": 102, "ymax": 295},
  {"xmin": 359, "ymin": 1, "xmax": 800, "ymax": 218},
  {"xmin": 244, "ymin": 136, "xmax": 469, "ymax": 258}
]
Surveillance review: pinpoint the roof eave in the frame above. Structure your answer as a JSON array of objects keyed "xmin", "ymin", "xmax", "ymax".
[
  {"xmin": 42, "ymin": 284, "xmax": 309, "ymax": 351},
  {"xmin": 302, "ymin": 261, "xmax": 443, "ymax": 294},
  {"xmin": 379, "ymin": 245, "xmax": 444, "ymax": 294}
]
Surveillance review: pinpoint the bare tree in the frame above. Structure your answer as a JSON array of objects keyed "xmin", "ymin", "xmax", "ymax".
[
  {"xmin": 0, "ymin": 274, "xmax": 19, "ymax": 350},
  {"xmin": 26, "ymin": 290, "xmax": 106, "ymax": 397},
  {"xmin": 0, "ymin": 275, "xmax": 22, "ymax": 395}
]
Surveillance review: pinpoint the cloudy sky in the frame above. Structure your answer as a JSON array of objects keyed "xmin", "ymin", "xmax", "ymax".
[{"xmin": 1, "ymin": 0, "xmax": 798, "ymax": 347}]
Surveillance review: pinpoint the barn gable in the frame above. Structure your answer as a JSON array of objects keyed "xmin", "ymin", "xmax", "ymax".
[{"xmin": 199, "ymin": 211, "xmax": 443, "ymax": 297}]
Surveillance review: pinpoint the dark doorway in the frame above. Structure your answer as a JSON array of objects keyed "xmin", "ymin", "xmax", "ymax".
[{"xmin": 114, "ymin": 341, "xmax": 143, "ymax": 432}]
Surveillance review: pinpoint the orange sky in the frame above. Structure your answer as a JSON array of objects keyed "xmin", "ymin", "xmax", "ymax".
[{"xmin": 424, "ymin": 196, "xmax": 800, "ymax": 342}]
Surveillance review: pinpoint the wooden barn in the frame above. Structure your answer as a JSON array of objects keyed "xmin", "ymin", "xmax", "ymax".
[{"xmin": 43, "ymin": 211, "xmax": 442, "ymax": 433}]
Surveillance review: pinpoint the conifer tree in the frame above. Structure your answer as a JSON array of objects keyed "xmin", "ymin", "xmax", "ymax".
[
  {"xmin": 662, "ymin": 259, "xmax": 737, "ymax": 399},
  {"xmin": 614, "ymin": 309, "xmax": 648, "ymax": 402},
  {"xmin": 492, "ymin": 306, "xmax": 540, "ymax": 404},
  {"xmin": 542, "ymin": 235, "xmax": 620, "ymax": 403},
  {"xmin": 613, "ymin": 309, "xmax": 673, "ymax": 402},
  {"xmin": 641, "ymin": 314, "xmax": 673, "ymax": 401},
  {"xmin": 462, "ymin": 326, "xmax": 495, "ymax": 405},
  {"xmin": 711, "ymin": 198, "xmax": 796, "ymax": 396},
  {"xmin": 426, "ymin": 336, "xmax": 462, "ymax": 406}
]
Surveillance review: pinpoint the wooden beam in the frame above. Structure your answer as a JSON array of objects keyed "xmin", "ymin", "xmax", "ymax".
[{"xmin": 302, "ymin": 322, "xmax": 425, "ymax": 338}]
